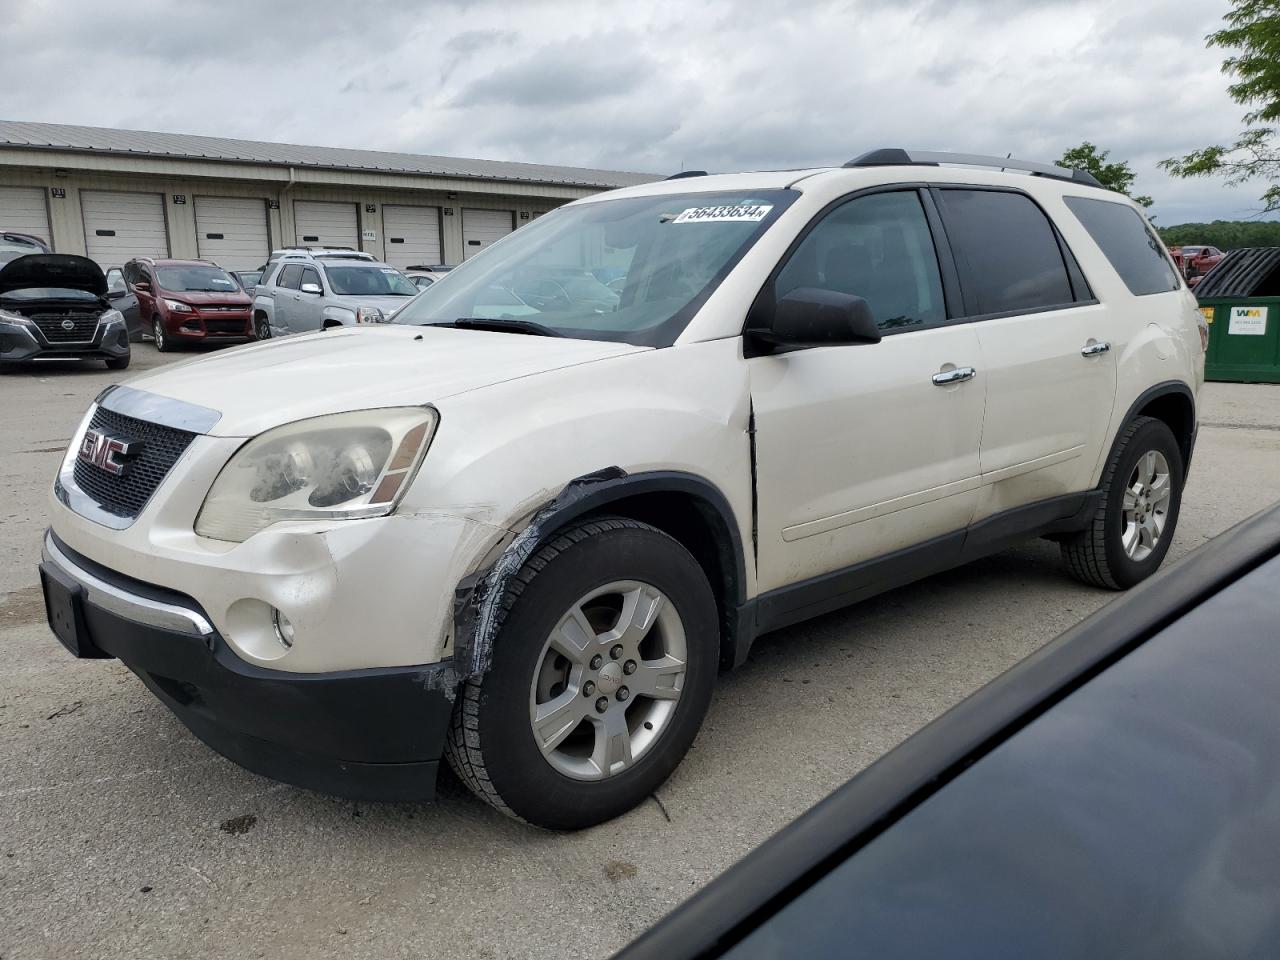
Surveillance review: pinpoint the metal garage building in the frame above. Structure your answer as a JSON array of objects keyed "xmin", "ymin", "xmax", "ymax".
[{"xmin": 0, "ymin": 121, "xmax": 655, "ymax": 271}]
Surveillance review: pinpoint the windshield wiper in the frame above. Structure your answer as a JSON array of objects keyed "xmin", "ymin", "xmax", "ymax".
[{"xmin": 424, "ymin": 318, "xmax": 565, "ymax": 337}]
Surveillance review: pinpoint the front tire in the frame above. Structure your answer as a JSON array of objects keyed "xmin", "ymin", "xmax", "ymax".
[
  {"xmin": 1061, "ymin": 416, "xmax": 1184, "ymax": 589},
  {"xmin": 105, "ymin": 354, "xmax": 130, "ymax": 370},
  {"xmin": 152, "ymin": 317, "xmax": 171, "ymax": 353},
  {"xmin": 254, "ymin": 314, "xmax": 272, "ymax": 340},
  {"xmin": 446, "ymin": 517, "xmax": 718, "ymax": 830}
]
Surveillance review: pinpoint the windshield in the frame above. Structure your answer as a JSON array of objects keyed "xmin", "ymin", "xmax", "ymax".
[
  {"xmin": 325, "ymin": 265, "xmax": 418, "ymax": 296},
  {"xmin": 0, "ymin": 236, "xmax": 47, "ymax": 265},
  {"xmin": 157, "ymin": 265, "xmax": 239, "ymax": 292},
  {"xmin": 393, "ymin": 189, "xmax": 796, "ymax": 345},
  {"xmin": 235, "ymin": 271, "xmax": 263, "ymax": 288}
]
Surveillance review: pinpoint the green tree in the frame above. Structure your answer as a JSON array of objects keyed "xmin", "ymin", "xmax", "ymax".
[
  {"xmin": 1057, "ymin": 142, "xmax": 1153, "ymax": 207},
  {"xmin": 1156, "ymin": 219, "xmax": 1280, "ymax": 249},
  {"xmin": 1162, "ymin": 0, "xmax": 1280, "ymax": 212}
]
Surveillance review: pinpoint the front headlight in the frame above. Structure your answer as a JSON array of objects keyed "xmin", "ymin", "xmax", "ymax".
[
  {"xmin": 0, "ymin": 309, "xmax": 34, "ymax": 327},
  {"xmin": 164, "ymin": 299, "xmax": 193, "ymax": 313},
  {"xmin": 355, "ymin": 306, "xmax": 385, "ymax": 324},
  {"xmin": 100, "ymin": 308, "xmax": 124, "ymax": 327},
  {"xmin": 194, "ymin": 407, "xmax": 438, "ymax": 542}
]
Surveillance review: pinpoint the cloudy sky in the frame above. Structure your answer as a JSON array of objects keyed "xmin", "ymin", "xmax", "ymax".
[{"xmin": 1, "ymin": 0, "xmax": 1263, "ymax": 223}]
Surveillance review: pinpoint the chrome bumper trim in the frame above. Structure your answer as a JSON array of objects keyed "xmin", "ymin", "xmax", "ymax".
[{"xmin": 43, "ymin": 532, "xmax": 214, "ymax": 638}]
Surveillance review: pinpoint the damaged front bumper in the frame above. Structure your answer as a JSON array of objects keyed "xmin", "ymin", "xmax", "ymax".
[{"xmin": 39, "ymin": 531, "xmax": 456, "ymax": 801}]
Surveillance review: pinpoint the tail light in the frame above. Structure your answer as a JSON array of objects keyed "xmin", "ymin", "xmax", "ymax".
[{"xmin": 1196, "ymin": 308, "xmax": 1211, "ymax": 353}]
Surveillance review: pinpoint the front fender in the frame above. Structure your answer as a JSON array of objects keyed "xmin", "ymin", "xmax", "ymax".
[{"xmin": 321, "ymin": 307, "xmax": 356, "ymax": 328}]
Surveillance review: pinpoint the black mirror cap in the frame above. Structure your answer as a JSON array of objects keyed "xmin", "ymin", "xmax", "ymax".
[{"xmin": 747, "ymin": 287, "xmax": 882, "ymax": 356}]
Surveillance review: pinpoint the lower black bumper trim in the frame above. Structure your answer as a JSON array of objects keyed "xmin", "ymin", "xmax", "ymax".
[{"xmin": 39, "ymin": 538, "xmax": 457, "ymax": 802}]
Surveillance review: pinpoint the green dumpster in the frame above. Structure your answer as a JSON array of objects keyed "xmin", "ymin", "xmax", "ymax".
[{"xmin": 1195, "ymin": 247, "xmax": 1280, "ymax": 383}]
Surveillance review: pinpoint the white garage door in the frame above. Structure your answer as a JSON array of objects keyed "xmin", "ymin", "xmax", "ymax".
[
  {"xmin": 81, "ymin": 191, "xmax": 168, "ymax": 268},
  {"xmin": 462, "ymin": 208, "xmax": 514, "ymax": 260},
  {"xmin": 0, "ymin": 187, "xmax": 52, "ymax": 246},
  {"xmin": 195, "ymin": 196, "xmax": 270, "ymax": 270},
  {"xmin": 382, "ymin": 205, "xmax": 442, "ymax": 268},
  {"xmin": 294, "ymin": 200, "xmax": 358, "ymax": 249}
]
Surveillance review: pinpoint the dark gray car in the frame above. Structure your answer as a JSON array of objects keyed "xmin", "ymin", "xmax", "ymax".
[
  {"xmin": 104, "ymin": 267, "xmax": 145, "ymax": 342},
  {"xmin": 0, "ymin": 254, "xmax": 131, "ymax": 369}
]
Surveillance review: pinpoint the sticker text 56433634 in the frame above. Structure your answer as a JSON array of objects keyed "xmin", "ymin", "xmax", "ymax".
[{"xmin": 672, "ymin": 204, "xmax": 773, "ymax": 224}]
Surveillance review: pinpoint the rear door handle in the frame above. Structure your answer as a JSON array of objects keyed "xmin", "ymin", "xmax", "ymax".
[
  {"xmin": 932, "ymin": 366, "xmax": 977, "ymax": 386},
  {"xmin": 1081, "ymin": 340, "xmax": 1111, "ymax": 356}
]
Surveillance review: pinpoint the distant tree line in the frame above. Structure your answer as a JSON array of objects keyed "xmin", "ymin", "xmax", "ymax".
[{"xmin": 1156, "ymin": 220, "xmax": 1280, "ymax": 249}]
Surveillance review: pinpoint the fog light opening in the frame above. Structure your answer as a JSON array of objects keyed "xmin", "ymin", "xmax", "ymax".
[{"xmin": 272, "ymin": 608, "xmax": 295, "ymax": 649}]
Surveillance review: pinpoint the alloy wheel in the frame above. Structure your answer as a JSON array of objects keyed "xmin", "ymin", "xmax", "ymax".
[
  {"xmin": 1122, "ymin": 450, "xmax": 1172, "ymax": 561},
  {"xmin": 528, "ymin": 580, "xmax": 687, "ymax": 781},
  {"xmin": 153, "ymin": 319, "xmax": 165, "ymax": 350}
]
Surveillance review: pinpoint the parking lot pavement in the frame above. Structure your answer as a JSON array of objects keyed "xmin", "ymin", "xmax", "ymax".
[{"xmin": 2, "ymin": 354, "xmax": 1278, "ymax": 960}]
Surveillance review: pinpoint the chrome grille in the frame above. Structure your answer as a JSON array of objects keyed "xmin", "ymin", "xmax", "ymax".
[
  {"xmin": 72, "ymin": 406, "xmax": 196, "ymax": 520},
  {"xmin": 31, "ymin": 311, "xmax": 100, "ymax": 343}
]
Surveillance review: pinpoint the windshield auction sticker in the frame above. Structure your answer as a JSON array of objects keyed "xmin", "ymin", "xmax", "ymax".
[{"xmin": 672, "ymin": 204, "xmax": 773, "ymax": 224}]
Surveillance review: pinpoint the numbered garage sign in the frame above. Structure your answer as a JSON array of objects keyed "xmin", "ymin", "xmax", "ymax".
[{"xmin": 1228, "ymin": 306, "xmax": 1268, "ymax": 336}]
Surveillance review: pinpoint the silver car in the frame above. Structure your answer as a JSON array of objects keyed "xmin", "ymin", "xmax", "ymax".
[{"xmin": 252, "ymin": 256, "xmax": 420, "ymax": 338}]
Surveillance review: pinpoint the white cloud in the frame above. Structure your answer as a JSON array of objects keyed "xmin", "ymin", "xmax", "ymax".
[{"xmin": 0, "ymin": 0, "xmax": 1264, "ymax": 222}]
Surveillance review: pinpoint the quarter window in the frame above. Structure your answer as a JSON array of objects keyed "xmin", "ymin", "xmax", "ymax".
[
  {"xmin": 775, "ymin": 191, "xmax": 946, "ymax": 331},
  {"xmin": 939, "ymin": 189, "xmax": 1074, "ymax": 315},
  {"xmin": 1063, "ymin": 196, "xmax": 1180, "ymax": 297}
]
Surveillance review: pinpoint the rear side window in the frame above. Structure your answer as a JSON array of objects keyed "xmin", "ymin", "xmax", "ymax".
[
  {"xmin": 1063, "ymin": 196, "xmax": 1180, "ymax": 296},
  {"xmin": 300, "ymin": 267, "xmax": 321, "ymax": 290},
  {"xmin": 939, "ymin": 189, "xmax": 1074, "ymax": 316}
]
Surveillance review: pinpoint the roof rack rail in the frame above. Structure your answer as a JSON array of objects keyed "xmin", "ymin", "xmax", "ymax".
[
  {"xmin": 844, "ymin": 149, "xmax": 1104, "ymax": 188},
  {"xmin": 664, "ymin": 170, "xmax": 708, "ymax": 180}
]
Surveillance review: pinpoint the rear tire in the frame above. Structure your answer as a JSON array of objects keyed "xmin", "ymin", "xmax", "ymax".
[
  {"xmin": 1061, "ymin": 416, "xmax": 1183, "ymax": 589},
  {"xmin": 446, "ymin": 517, "xmax": 718, "ymax": 830}
]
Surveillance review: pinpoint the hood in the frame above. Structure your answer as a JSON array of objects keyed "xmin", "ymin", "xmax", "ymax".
[
  {"xmin": 0, "ymin": 254, "xmax": 106, "ymax": 296},
  {"xmin": 163, "ymin": 289, "xmax": 252, "ymax": 306},
  {"xmin": 122, "ymin": 324, "xmax": 648, "ymax": 437}
]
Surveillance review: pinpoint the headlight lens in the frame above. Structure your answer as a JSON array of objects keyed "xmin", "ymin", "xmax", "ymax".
[
  {"xmin": 0, "ymin": 309, "xmax": 33, "ymax": 326},
  {"xmin": 355, "ymin": 306, "xmax": 385, "ymax": 324},
  {"xmin": 195, "ymin": 407, "xmax": 438, "ymax": 542},
  {"xmin": 100, "ymin": 308, "xmax": 124, "ymax": 327},
  {"xmin": 164, "ymin": 299, "xmax": 193, "ymax": 313}
]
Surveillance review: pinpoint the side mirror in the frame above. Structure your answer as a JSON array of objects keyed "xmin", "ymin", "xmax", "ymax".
[
  {"xmin": 107, "ymin": 286, "xmax": 126, "ymax": 300},
  {"xmin": 134, "ymin": 280, "xmax": 151, "ymax": 292},
  {"xmin": 300, "ymin": 282, "xmax": 322, "ymax": 295},
  {"xmin": 745, "ymin": 287, "xmax": 881, "ymax": 356}
]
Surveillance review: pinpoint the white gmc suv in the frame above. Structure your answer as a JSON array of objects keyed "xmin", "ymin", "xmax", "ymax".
[{"xmin": 39, "ymin": 150, "xmax": 1206, "ymax": 829}]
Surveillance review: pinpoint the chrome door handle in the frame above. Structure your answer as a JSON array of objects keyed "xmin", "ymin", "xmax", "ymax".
[
  {"xmin": 932, "ymin": 366, "xmax": 977, "ymax": 385},
  {"xmin": 1081, "ymin": 340, "xmax": 1111, "ymax": 356}
]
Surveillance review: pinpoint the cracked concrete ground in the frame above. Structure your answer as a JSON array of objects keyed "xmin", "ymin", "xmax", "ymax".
[{"xmin": 2, "ymin": 349, "xmax": 1279, "ymax": 960}]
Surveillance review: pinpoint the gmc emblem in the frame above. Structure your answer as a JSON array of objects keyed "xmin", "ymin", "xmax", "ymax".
[{"xmin": 78, "ymin": 430, "xmax": 142, "ymax": 477}]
